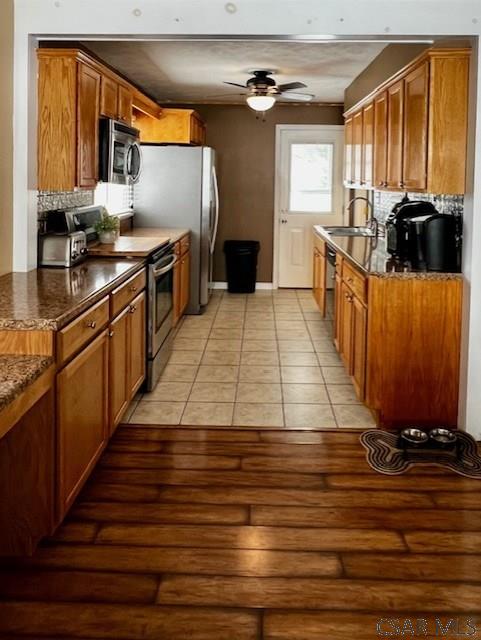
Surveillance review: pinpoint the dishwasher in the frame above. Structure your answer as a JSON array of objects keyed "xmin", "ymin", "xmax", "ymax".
[{"xmin": 326, "ymin": 246, "xmax": 336, "ymax": 290}]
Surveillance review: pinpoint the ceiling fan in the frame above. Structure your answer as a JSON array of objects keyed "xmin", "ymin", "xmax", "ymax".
[{"xmin": 222, "ymin": 70, "xmax": 314, "ymax": 112}]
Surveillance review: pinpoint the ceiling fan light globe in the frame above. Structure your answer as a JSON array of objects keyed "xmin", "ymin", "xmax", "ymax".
[{"xmin": 246, "ymin": 95, "xmax": 276, "ymax": 112}]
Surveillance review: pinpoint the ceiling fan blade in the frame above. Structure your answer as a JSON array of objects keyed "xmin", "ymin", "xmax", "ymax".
[
  {"xmin": 279, "ymin": 92, "xmax": 314, "ymax": 102},
  {"xmin": 223, "ymin": 81, "xmax": 246, "ymax": 88},
  {"xmin": 277, "ymin": 81, "xmax": 307, "ymax": 92},
  {"xmin": 202, "ymin": 92, "xmax": 245, "ymax": 98}
]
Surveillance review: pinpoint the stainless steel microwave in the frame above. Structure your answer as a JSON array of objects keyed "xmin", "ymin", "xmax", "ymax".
[{"xmin": 99, "ymin": 118, "xmax": 142, "ymax": 185}]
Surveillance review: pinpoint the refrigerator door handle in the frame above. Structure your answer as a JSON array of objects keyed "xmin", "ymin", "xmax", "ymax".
[{"xmin": 210, "ymin": 165, "xmax": 220, "ymax": 254}]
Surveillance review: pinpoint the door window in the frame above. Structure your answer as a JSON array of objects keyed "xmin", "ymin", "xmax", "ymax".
[{"xmin": 289, "ymin": 143, "xmax": 334, "ymax": 213}]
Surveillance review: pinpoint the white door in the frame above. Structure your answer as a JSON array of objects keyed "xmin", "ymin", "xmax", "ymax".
[{"xmin": 275, "ymin": 125, "xmax": 344, "ymax": 288}]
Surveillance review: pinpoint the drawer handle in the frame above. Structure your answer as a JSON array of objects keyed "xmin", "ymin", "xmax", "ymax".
[
  {"xmin": 85, "ymin": 320, "xmax": 96, "ymax": 329},
  {"xmin": 129, "ymin": 305, "xmax": 137, "ymax": 314}
]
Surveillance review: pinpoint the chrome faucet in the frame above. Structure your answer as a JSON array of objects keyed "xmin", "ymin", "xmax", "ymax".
[{"xmin": 346, "ymin": 196, "xmax": 378, "ymax": 237}]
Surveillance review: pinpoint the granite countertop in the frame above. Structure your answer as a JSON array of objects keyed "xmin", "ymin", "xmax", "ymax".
[
  {"xmin": 313, "ymin": 225, "xmax": 462, "ymax": 279},
  {"xmin": 0, "ymin": 355, "xmax": 54, "ymax": 413},
  {"xmin": 0, "ymin": 258, "xmax": 145, "ymax": 331}
]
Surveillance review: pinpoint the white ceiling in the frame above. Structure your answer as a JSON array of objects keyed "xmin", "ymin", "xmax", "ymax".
[{"xmin": 81, "ymin": 40, "xmax": 387, "ymax": 104}]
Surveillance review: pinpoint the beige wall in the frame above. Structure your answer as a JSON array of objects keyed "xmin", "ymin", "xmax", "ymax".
[
  {"xmin": 191, "ymin": 104, "xmax": 344, "ymax": 282},
  {"xmin": 344, "ymin": 43, "xmax": 429, "ymax": 111},
  {"xmin": 0, "ymin": 0, "xmax": 14, "ymax": 275}
]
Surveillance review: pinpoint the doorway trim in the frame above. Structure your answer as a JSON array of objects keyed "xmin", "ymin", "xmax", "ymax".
[{"xmin": 272, "ymin": 124, "xmax": 344, "ymax": 290}]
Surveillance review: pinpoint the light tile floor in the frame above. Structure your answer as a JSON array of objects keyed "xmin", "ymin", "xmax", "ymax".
[{"xmin": 129, "ymin": 289, "xmax": 377, "ymax": 429}]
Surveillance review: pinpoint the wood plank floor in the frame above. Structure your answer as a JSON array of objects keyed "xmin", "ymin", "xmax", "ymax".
[{"xmin": 1, "ymin": 424, "xmax": 481, "ymax": 639}]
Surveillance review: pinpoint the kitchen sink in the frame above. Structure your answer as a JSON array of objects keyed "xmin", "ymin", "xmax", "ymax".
[{"xmin": 322, "ymin": 225, "xmax": 377, "ymax": 237}]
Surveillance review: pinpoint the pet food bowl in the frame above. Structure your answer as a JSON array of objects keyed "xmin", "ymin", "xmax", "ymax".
[
  {"xmin": 400, "ymin": 428, "xmax": 429, "ymax": 447},
  {"xmin": 429, "ymin": 428, "xmax": 457, "ymax": 448}
]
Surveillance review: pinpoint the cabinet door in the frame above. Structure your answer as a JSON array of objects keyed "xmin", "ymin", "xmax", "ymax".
[
  {"xmin": 57, "ymin": 330, "xmax": 108, "ymax": 517},
  {"xmin": 180, "ymin": 251, "xmax": 191, "ymax": 316},
  {"xmin": 312, "ymin": 248, "xmax": 320, "ymax": 303},
  {"xmin": 128, "ymin": 291, "xmax": 146, "ymax": 398},
  {"xmin": 373, "ymin": 91, "xmax": 388, "ymax": 189},
  {"xmin": 333, "ymin": 269, "xmax": 342, "ymax": 352},
  {"xmin": 403, "ymin": 62, "xmax": 429, "ymax": 191},
  {"xmin": 108, "ymin": 307, "xmax": 130, "ymax": 433},
  {"xmin": 344, "ymin": 117, "xmax": 353, "ymax": 185},
  {"xmin": 173, "ymin": 259, "xmax": 181, "ymax": 327},
  {"xmin": 340, "ymin": 282, "xmax": 354, "ymax": 373},
  {"xmin": 77, "ymin": 62, "xmax": 100, "ymax": 188},
  {"xmin": 100, "ymin": 75, "xmax": 118, "ymax": 119},
  {"xmin": 351, "ymin": 295, "xmax": 367, "ymax": 401},
  {"xmin": 352, "ymin": 110, "xmax": 363, "ymax": 186},
  {"xmin": 361, "ymin": 102, "xmax": 374, "ymax": 189},
  {"xmin": 386, "ymin": 80, "xmax": 404, "ymax": 190},
  {"xmin": 118, "ymin": 85, "xmax": 133, "ymax": 124}
]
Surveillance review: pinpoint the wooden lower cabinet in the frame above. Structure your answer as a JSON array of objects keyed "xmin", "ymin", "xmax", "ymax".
[
  {"xmin": 330, "ymin": 250, "xmax": 462, "ymax": 427},
  {"xmin": 57, "ymin": 330, "xmax": 109, "ymax": 519},
  {"xmin": 351, "ymin": 295, "xmax": 367, "ymax": 400},
  {"xmin": 312, "ymin": 236, "xmax": 327, "ymax": 317},
  {"xmin": 339, "ymin": 281, "xmax": 354, "ymax": 372},
  {"xmin": 0, "ymin": 387, "xmax": 55, "ymax": 556},
  {"xmin": 128, "ymin": 291, "xmax": 146, "ymax": 397},
  {"xmin": 108, "ymin": 306, "xmax": 130, "ymax": 433},
  {"xmin": 173, "ymin": 235, "xmax": 191, "ymax": 326},
  {"xmin": 333, "ymin": 267, "xmax": 342, "ymax": 352},
  {"xmin": 109, "ymin": 291, "xmax": 146, "ymax": 433},
  {"xmin": 180, "ymin": 251, "xmax": 191, "ymax": 316},
  {"xmin": 312, "ymin": 248, "xmax": 327, "ymax": 317}
]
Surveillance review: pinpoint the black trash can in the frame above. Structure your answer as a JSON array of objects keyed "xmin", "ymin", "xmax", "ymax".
[{"xmin": 223, "ymin": 240, "xmax": 260, "ymax": 293}]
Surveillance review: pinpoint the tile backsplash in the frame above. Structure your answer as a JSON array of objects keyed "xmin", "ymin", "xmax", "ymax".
[
  {"xmin": 37, "ymin": 190, "xmax": 95, "ymax": 214},
  {"xmin": 373, "ymin": 191, "xmax": 464, "ymax": 225}
]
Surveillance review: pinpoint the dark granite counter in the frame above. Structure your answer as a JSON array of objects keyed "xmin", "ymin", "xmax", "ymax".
[
  {"xmin": 0, "ymin": 258, "xmax": 145, "ymax": 331},
  {"xmin": 0, "ymin": 355, "xmax": 54, "ymax": 413},
  {"xmin": 313, "ymin": 225, "xmax": 462, "ymax": 279}
]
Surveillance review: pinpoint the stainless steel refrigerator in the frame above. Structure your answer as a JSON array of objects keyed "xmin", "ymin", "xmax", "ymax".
[{"xmin": 134, "ymin": 145, "xmax": 219, "ymax": 314}]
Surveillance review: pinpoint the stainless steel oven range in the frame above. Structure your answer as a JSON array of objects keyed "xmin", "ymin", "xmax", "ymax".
[{"xmin": 146, "ymin": 241, "xmax": 177, "ymax": 391}]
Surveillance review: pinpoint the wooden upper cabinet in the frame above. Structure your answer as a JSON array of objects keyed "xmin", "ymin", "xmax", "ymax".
[
  {"xmin": 402, "ymin": 62, "xmax": 429, "ymax": 191},
  {"xmin": 361, "ymin": 102, "xmax": 374, "ymax": 189},
  {"xmin": 77, "ymin": 63, "xmax": 101, "ymax": 189},
  {"xmin": 352, "ymin": 110, "xmax": 363, "ymax": 186},
  {"xmin": 118, "ymin": 84, "xmax": 133, "ymax": 125},
  {"xmin": 38, "ymin": 48, "xmax": 161, "ymax": 191},
  {"xmin": 38, "ymin": 54, "xmax": 77, "ymax": 191},
  {"xmin": 386, "ymin": 79, "xmax": 404, "ymax": 190},
  {"xmin": 427, "ymin": 50, "xmax": 470, "ymax": 194},
  {"xmin": 344, "ymin": 47, "xmax": 470, "ymax": 194},
  {"xmin": 373, "ymin": 91, "xmax": 388, "ymax": 189},
  {"xmin": 100, "ymin": 75, "xmax": 118, "ymax": 119},
  {"xmin": 344, "ymin": 117, "xmax": 353, "ymax": 185},
  {"xmin": 136, "ymin": 108, "xmax": 206, "ymax": 145}
]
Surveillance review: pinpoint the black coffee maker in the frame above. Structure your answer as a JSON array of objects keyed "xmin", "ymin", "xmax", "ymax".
[
  {"xmin": 386, "ymin": 198, "xmax": 438, "ymax": 258},
  {"xmin": 406, "ymin": 213, "xmax": 458, "ymax": 271}
]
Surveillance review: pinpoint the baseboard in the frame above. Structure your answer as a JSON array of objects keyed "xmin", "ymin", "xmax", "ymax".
[{"xmin": 213, "ymin": 281, "xmax": 275, "ymax": 290}]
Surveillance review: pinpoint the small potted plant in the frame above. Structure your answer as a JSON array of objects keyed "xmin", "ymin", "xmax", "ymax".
[{"xmin": 94, "ymin": 211, "xmax": 120, "ymax": 244}]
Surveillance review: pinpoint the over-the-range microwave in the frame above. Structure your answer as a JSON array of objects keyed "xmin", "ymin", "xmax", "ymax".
[{"xmin": 99, "ymin": 118, "xmax": 142, "ymax": 185}]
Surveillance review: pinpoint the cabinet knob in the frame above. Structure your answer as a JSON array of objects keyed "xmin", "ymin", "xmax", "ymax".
[
  {"xmin": 108, "ymin": 330, "xmax": 115, "ymax": 338},
  {"xmin": 85, "ymin": 320, "xmax": 96, "ymax": 329},
  {"xmin": 399, "ymin": 181, "xmax": 405, "ymax": 188},
  {"xmin": 129, "ymin": 305, "xmax": 137, "ymax": 314},
  {"xmin": 129, "ymin": 285, "xmax": 138, "ymax": 292}
]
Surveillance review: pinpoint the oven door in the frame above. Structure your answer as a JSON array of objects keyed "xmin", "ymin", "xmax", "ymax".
[{"xmin": 148, "ymin": 252, "xmax": 177, "ymax": 358}]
